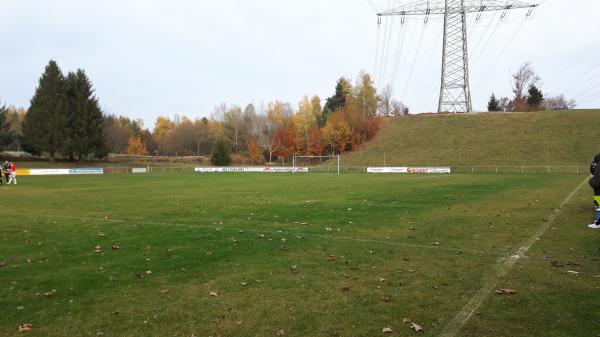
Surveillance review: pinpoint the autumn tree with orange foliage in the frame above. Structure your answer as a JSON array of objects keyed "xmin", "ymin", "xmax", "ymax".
[
  {"xmin": 247, "ymin": 139, "xmax": 262, "ymax": 165},
  {"xmin": 127, "ymin": 135, "xmax": 148, "ymax": 155},
  {"xmin": 272, "ymin": 124, "xmax": 297, "ymax": 165},
  {"xmin": 322, "ymin": 111, "xmax": 351, "ymax": 154},
  {"xmin": 307, "ymin": 126, "xmax": 324, "ymax": 155}
]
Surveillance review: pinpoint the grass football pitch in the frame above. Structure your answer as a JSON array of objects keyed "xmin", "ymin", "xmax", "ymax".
[{"xmin": 0, "ymin": 172, "xmax": 599, "ymax": 337}]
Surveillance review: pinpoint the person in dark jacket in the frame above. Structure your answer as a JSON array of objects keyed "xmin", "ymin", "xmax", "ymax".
[
  {"xmin": 588, "ymin": 153, "xmax": 600, "ymax": 229},
  {"xmin": 2, "ymin": 161, "xmax": 10, "ymax": 184}
]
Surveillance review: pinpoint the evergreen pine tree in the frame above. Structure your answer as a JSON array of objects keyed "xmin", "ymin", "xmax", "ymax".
[
  {"xmin": 0, "ymin": 105, "xmax": 14, "ymax": 150},
  {"xmin": 211, "ymin": 139, "xmax": 231, "ymax": 166},
  {"xmin": 322, "ymin": 78, "xmax": 352, "ymax": 124},
  {"xmin": 527, "ymin": 84, "xmax": 544, "ymax": 110},
  {"xmin": 63, "ymin": 69, "xmax": 107, "ymax": 159},
  {"xmin": 487, "ymin": 94, "xmax": 501, "ymax": 112},
  {"xmin": 22, "ymin": 60, "xmax": 67, "ymax": 158}
]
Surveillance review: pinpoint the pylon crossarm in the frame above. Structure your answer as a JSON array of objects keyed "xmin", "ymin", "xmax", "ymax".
[{"xmin": 377, "ymin": 0, "xmax": 538, "ymax": 17}]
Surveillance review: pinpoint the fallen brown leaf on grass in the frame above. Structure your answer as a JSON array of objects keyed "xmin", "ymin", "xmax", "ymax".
[
  {"xmin": 280, "ymin": 245, "xmax": 289, "ymax": 251},
  {"xmin": 381, "ymin": 295, "xmax": 392, "ymax": 302},
  {"xmin": 36, "ymin": 290, "xmax": 56, "ymax": 297},
  {"xmin": 341, "ymin": 284, "xmax": 351, "ymax": 292},
  {"xmin": 382, "ymin": 327, "xmax": 393, "ymax": 333},
  {"xmin": 94, "ymin": 245, "xmax": 102, "ymax": 253},
  {"xmin": 135, "ymin": 271, "xmax": 152, "ymax": 278},
  {"xmin": 326, "ymin": 255, "xmax": 336, "ymax": 261},
  {"xmin": 276, "ymin": 329, "xmax": 285, "ymax": 336},
  {"xmin": 401, "ymin": 318, "xmax": 424, "ymax": 333},
  {"xmin": 551, "ymin": 260, "xmax": 564, "ymax": 267},
  {"xmin": 234, "ymin": 320, "xmax": 243, "ymax": 325},
  {"xmin": 159, "ymin": 289, "xmax": 169, "ymax": 294},
  {"xmin": 209, "ymin": 291, "xmax": 219, "ymax": 297},
  {"xmin": 495, "ymin": 288, "xmax": 517, "ymax": 295},
  {"xmin": 0, "ymin": 261, "xmax": 5, "ymax": 267},
  {"xmin": 96, "ymin": 330, "xmax": 104, "ymax": 336},
  {"xmin": 410, "ymin": 323, "xmax": 423, "ymax": 333},
  {"xmin": 289, "ymin": 265, "xmax": 298, "ymax": 274},
  {"xmin": 18, "ymin": 323, "xmax": 32, "ymax": 333}
]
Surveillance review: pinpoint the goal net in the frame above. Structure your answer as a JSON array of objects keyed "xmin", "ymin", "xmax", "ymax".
[{"xmin": 292, "ymin": 155, "xmax": 340, "ymax": 174}]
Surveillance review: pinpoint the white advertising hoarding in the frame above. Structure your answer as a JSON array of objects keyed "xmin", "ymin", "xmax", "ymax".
[
  {"xmin": 28, "ymin": 168, "xmax": 104, "ymax": 176},
  {"xmin": 29, "ymin": 169, "xmax": 72, "ymax": 176},
  {"xmin": 367, "ymin": 167, "xmax": 451, "ymax": 174},
  {"xmin": 195, "ymin": 167, "xmax": 309, "ymax": 173}
]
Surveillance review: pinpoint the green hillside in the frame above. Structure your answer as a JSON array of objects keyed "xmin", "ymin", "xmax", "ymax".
[{"xmin": 342, "ymin": 109, "xmax": 599, "ymax": 167}]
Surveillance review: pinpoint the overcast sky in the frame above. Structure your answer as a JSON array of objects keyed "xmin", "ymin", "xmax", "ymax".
[{"xmin": 1, "ymin": 0, "xmax": 598, "ymax": 126}]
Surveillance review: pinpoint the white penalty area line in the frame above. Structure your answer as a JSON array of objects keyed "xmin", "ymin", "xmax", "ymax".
[{"xmin": 438, "ymin": 177, "xmax": 590, "ymax": 337}]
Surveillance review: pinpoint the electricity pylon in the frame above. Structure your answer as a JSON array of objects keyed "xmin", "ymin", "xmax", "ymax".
[{"xmin": 378, "ymin": 0, "xmax": 538, "ymax": 113}]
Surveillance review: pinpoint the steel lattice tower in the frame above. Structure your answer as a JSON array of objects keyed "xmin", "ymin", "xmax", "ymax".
[{"xmin": 378, "ymin": 1, "xmax": 538, "ymax": 113}]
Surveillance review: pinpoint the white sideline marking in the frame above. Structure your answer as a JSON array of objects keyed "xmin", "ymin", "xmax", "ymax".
[{"xmin": 437, "ymin": 178, "xmax": 589, "ymax": 337}]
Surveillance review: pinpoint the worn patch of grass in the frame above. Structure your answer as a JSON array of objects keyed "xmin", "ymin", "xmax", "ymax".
[{"xmin": 0, "ymin": 172, "xmax": 597, "ymax": 336}]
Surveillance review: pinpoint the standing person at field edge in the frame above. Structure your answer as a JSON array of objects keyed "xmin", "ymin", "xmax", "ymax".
[
  {"xmin": 7, "ymin": 162, "xmax": 17, "ymax": 185},
  {"xmin": 588, "ymin": 153, "xmax": 600, "ymax": 229},
  {"xmin": 2, "ymin": 161, "xmax": 9, "ymax": 184}
]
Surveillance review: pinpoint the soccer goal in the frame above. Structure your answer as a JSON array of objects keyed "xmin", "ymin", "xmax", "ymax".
[{"xmin": 292, "ymin": 155, "xmax": 341, "ymax": 175}]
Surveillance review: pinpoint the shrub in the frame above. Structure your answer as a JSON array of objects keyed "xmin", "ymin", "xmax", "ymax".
[{"xmin": 211, "ymin": 140, "xmax": 231, "ymax": 166}]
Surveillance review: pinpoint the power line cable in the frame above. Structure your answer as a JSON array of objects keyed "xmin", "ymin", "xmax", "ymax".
[
  {"xmin": 379, "ymin": 4, "xmax": 395, "ymax": 84},
  {"xmin": 471, "ymin": 13, "xmax": 501, "ymax": 67},
  {"xmin": 474, "ymin": 17, "xmax": 527, "ymax": 88},
  {"xmin": 415, "ymin": 27, "xmax": 443, "ymax": 109},
  {"xmin": 546, "ymin": 61, "xmax": 600, "ymax": 95},
  {"xmin": 374, "ymin": 18, "xmax": 382, "ymax": 84},
  {"xmin": 402, "ymin": 22, "xmax": 427, "ymax": 101},
  {"xmin": 389, "ymin": 21, "xmax": 409, "ymax": 90}
]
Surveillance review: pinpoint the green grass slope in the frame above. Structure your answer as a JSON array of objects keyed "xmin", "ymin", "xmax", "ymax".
[{"xmin": 342, "ymin": 109, "xmax": 599, "ymax": 167}]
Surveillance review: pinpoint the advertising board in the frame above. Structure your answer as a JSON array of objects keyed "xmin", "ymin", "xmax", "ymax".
[
  {"xmin": 195, "ymin": 167, "xmax": 309, "ymax": 173},
  {"xmin": 367, "ymin": 167, "xmax": 451, "ymax": 174}
]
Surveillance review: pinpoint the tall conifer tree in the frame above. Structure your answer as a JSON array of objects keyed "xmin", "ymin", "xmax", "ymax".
[
  {"xmin": 0, "ymin": 104, "xmax": 14, "ymax": 150},
  {"xmin": 63, "ymin": 69, "xmax": 107, "ymax": 159},
  {"xmin": 22, "ymin": 60, "xmax": 67, "ymax": 158}
]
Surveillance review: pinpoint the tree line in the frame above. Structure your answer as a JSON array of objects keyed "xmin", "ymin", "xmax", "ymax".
[
  {"xmin": 0, "ymin": 60, "xmax": 408, "ymax": 164},
  {"xmin": 487, "ymin": 62, "xmax": 576, "ymax": 112},
  {"xmin": 129, "ymin": 72, "xmax": 398, "ymax": 165},
  {"xmin": 0, "ymin": 59, "xmax": 580, "ymax": 164}
]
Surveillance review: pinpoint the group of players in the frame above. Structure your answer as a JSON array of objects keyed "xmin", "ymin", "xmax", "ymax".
[
  {"xmin": 588, "ymin": 153, "xmax": 600, "ymax": 229},
  {"xmin": 1, "ymin": 161, "xmax": 17, "ymax": 185}
]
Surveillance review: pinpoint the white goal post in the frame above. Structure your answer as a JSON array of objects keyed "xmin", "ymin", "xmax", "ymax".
[{"xmin": 292, "ymin": 155, "xmax": 340, "ymax": 175}]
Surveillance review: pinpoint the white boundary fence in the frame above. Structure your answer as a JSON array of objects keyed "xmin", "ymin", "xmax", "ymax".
[{"xmin": 17, "ymin": 165, "xmax": 590, "ymax": 176}]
